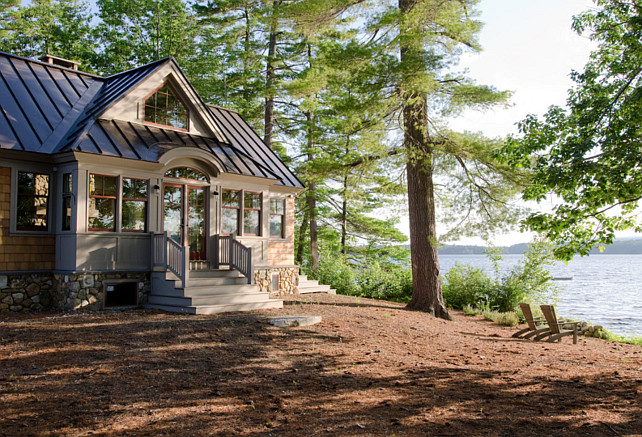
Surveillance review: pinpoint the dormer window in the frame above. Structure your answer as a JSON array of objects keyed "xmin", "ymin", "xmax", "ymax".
[{"xmin": 144, "ymin": 83, "xmax": 189, "ymax": 130}]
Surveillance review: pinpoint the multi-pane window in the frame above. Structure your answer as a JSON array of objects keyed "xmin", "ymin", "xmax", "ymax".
[
  {"xmin": 88, "ymin": 174, "xmax": 117, "ymax": 231},
  {"xmin": 144, "ymin": 83, "xmax": 188, "ymax": 130},
  {"xmin": 62, "ymin": 173, "xmax": 72, "ymax": 231},
  {"xmin": 244, "ymin": 192, "xmax": 261, "ymax": 236},
  {"xmin": 270, "ymin": 199, "xmax": 285, "ymax": 238},
  {"xmin": 221, "ymin": 189, "xmax": 240, "ymax": 235},
  {"xmin": 122, "ymin": 178, "xmax": 147, "ymax": 231},
  {"xmin": 164, "ymin": 167, "xmax": 207, "ymax": 181},
  {"xmin": 16, "ymin": 172, "xmax": 49, "ymax": 231}
]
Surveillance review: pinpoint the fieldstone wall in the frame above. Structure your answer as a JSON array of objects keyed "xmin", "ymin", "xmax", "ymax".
[
  {"xmin": 254, "ymin": 267, "xmax": 299, "ymax": 296},
  {"xmin": 0, "ymin": 273, "xmax": 55, "ymax": 311},
  {"xmin": 0, "ymin": 272, "xmax": 150, "ymax": 312},
  {"xmin": 55, "ymin": 272, "xmax": 150, "ymax": 311}
]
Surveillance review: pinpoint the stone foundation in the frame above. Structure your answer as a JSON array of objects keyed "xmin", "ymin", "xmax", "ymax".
[
  {"xmin": 0, "ymin": 273, "xmax": 55, "ymax": 311},
  {"xmin": 254, "ymin": 267, "xmax": 299, "ymax": 296},
  {"xmin": 0, "ymin": 272, "xmax": 150, "ymax": 312}
]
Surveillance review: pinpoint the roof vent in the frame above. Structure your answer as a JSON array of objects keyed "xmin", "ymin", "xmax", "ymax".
[{"xmin": 38, "ymin": 54, "xmax": 80, "ymax": 71}]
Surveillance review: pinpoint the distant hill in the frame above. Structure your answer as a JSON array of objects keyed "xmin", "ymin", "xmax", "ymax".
[{"xmin": 437, "ymin": 238, "xmax": 642, "ymax": 255}]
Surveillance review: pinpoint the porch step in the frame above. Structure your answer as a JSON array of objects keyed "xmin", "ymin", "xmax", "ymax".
[
  {"xmin": 145, "ymin": 299, "xmax": 283, "ymax": 315},
  {"xmin": 148, "ymin": 290, "xmax": 271, "ymax": 307},
  {"xmin": 149, "ymin": 268, "xmax": 283, "ymax": 315},
  {"xmin": 296, "ymin": 276, "xmax": 336, "ymax": 294}
]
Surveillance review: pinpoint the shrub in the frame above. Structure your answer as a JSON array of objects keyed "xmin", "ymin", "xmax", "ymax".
[
  {"xmin": 442, "ymin": 263, "xmax": 494, "ymax": 309},
  {"xmin": 442, "ymin": 240, "xmax": 559, "ymax": 313},
  {"xmin": 312, "ymin": 251, "xmax": 412, "ymax": 303},
  {"xmin": 462, "ymin": 304, "xmax": 481, "ymax": 316},
  {"xmin": 496, "ymin": 312, "xmax": 520, "ymax": 326}
]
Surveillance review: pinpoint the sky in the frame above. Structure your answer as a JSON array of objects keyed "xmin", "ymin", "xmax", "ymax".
[{"xmin": 398, "ymin": 0, "xmax": 598, "ymax": 246}]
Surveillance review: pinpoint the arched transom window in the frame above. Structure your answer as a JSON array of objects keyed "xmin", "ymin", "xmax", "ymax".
[
  {"xmin": 164, "ymin": 167, "xmax": 208, "ymax": 182},
  {"xmin": 144, "ymin": 83, "xmax": 189, "ymax": 130}
]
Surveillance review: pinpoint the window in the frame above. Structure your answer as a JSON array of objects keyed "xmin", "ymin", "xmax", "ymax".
[
  {"xmin": 164, "ymin": 167, "xmax": 207, "ymax": 181},
  {"xmin": 122, "ymin": 178, "xmax": 147, "ymax": 232},
  {"xmin": 144, "ymin": 83, "xmax": 188, "ymax": 130},
  {"xmin": 221, "ymin": 189, "xmax": 240, "ymax": 235},
  {"xmin": 62, "ymin": 173, "xmax": 72, "ymax": 231},
  {"xmin": 270, "ymin": 198, "xmax": 285, "ymax": 238},
  {"xmin": 88, "ymin": 174, "xmax": 117, "ymax": 231},
  {"xmin": 16, "ymin": 172, "xmax": 49, "ymax": 231},
  {"xmin": 244, "ymin": 192, "xmax": 261, "ymax": 236}
]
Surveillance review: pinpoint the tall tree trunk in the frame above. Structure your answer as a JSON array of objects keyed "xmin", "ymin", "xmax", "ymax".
[
  {"xmin": 264, "ymin": 1, "xmax": 278, "ymax": 149},
  {"xmin": 296, "ymin": 206, "xmax": 309, "ymax": 266},
  {"xmin": 399, "ymin": 0, "xmax": 450, "ymax": 319},
  {"xmin": 307, "ymin": 182, "xmax": 319, "ymax": 271},
  {"xmin": 341, "ymin": 171, "xmax": 348, "ymax": 256}
]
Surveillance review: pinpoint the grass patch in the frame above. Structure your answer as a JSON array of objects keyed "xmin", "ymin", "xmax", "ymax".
[{"xmin": 463, "ymin": 304, "xmax": 481, "ymax": 316}]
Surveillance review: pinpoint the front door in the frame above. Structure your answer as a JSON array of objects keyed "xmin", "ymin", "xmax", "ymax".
[{"xmin": 163, "ymin": 184, "xmax": 207, "ymax": 260}]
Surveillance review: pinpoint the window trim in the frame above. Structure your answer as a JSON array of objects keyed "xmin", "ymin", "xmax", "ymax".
[
  {"xmin": 121, "ymin": 177, "xmax": 148, "ymax": 233},
  {"xmin": 88, "ymin": 173, "xmax": 118, "ymax": 232},
  {"xmin": 142, "ymin": 82, "xmax": 189, "ymax": 132},
  {"xmin": 15, "ymin": 171, "xmax": 51, "ymax": 232},
  {"xmin": 269, "ymin": 198, "xmax": 286, "ymax": 239},
  {"xmin": 61, "ymin": 172, "xmax": 73, "ymax": 232},
  {"xmin": 221, "ymin": 188, "xmax": 241, "ymax": 236},
  {"xmin": 243, "ymin": 191, "xmax": 262, "ymax": 237}
]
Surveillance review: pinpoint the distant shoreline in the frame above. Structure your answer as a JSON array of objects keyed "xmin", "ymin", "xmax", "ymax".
[{"xmin": 437, "ymin": 238, "xmax": 642, "ymax": 255}]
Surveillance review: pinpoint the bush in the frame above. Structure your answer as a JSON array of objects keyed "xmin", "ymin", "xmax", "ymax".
[
  {"xmin": 312, "ymin": 251, "xmax": 412, "ymax": 303},
  {"xmin": 442, "ymin": 263, "xmax": 494, "ymax": 309},
  {"xmin": 442, "ymin": 241, "xmax": 559, "ymax": 312},
  {"xmin": 462, "ymin": 304, "xmax": 481, "ymax": 316}
]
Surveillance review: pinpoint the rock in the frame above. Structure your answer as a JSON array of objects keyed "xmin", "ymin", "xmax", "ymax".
[
  {"xmin": 26, "ymin": 283, "xmax": 40, "ymax": 297},
  {"xmin": 12, "ymin": 293, "xmax": 24, "ymax": 304},
  {"xmin": 82, "ymin": 275, "xmax": 94, "ymax": 288},
  {"xmin": 2, "ymin": 295, "xmax": 12, "ymax": 305},
  {"xmin": 268, "ymin": 316, "xmax": 322, "ymax": 327}
]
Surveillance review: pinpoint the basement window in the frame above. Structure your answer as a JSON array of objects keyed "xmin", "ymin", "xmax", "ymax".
[{"xmin": 104, "ymin": 282, "xmax": 138, "ymax": 307}]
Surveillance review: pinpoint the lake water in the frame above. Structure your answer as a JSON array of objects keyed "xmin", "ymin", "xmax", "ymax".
[{"xmin": 439, "ymin": 254, "xmax": 642, "ymax": 338}]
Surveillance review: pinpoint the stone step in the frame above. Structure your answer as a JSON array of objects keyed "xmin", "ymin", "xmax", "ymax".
[
  {"xmin": 145, "ymin": 299, "xmax": 283, "ymax": 315},
  {"xmin": 296, "ymin": 277, "xmax": 335, "ymax": 294}
]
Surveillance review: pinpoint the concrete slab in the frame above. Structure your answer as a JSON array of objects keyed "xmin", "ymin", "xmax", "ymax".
[{"xmin": 268, "ymin": 316, "xmax": 322, "ymax": 327}]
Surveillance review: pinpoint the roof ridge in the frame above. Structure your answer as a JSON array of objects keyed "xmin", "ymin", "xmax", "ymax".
[
  {"xmin": 206, "ymin": 103, "xmax": 239, "ymax": 114},
  {"xmin": 0, "ymin": 50, "xmax": 102, "ymax": 79},
  {"xmin": 103, "ymin": 57, "xmax": 170, "ymax": 81}
]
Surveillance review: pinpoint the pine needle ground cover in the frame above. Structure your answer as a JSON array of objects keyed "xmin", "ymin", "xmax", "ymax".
[{"xmin": 1, "ymin": 294, "xmax": 641, "ymax": 436}]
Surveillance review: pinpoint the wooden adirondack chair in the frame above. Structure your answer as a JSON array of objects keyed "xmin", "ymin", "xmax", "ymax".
[
  {"xmin": 535, "ymin": 305, "xmax": 581, "ymax": 344},
  {"xmin": 512, "ymin": 302, "xmax": 550, "ymax": 339}
]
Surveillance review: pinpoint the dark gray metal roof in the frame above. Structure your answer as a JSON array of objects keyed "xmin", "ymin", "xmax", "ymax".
[
  {"xmin": 0, "ymin": 51, "xmax": 303, "ymax": 188},
  {"xmin": 0, "ymin": 52, "xmax": 100, "ymax": 152},
  {"xmin": 73, "ymin": 119, "xmax": 282, "ymax": 180},
  {"xmin": 208, "ymin": 105, "xmax": 304, "ymax": 188}
]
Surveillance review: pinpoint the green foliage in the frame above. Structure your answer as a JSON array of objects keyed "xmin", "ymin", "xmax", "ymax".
[
  {"xmin": 93, "ymin": 0, "xmax": 197, "ymax": 74},
  {"xmin": 462, "ymin": 304, "xmax": 481, "ymax": 316},
  {"xmin": 0, "ymin": 0, "xmax": 96, "ymax": 70},
  {"xmin": 311, "ymin": 250, "xmax": 413, "ymax": 303},
  {"xmin": 443, "ymin": 241, "xmax": 559, "ymax": 312},
  {"xmin": 441, "ymin": 263, "xmax": 493, "ymax": 310},
  {"xmin": 501, "ymin": 0, "xmax": 642, "ymax": 260}
]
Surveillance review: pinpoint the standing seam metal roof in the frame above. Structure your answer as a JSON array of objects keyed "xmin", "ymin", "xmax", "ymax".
[{"xmin": 0, "ymin": 51, "xmax": 303, "ymax": 189}]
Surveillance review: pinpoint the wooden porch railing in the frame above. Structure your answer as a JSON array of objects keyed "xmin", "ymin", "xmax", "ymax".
[
  {"xmin": 213, "ymin": 234, "xmax": 253, "ymax": 284},
  {"xmin": 150, "ymin": 232, "xmax": 189, "ymax": 289}
]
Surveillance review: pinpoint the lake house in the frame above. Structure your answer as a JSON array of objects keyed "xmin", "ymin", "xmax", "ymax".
[{"xmin": 0, "ymin": 51, "xmax": 314, "ymax": 314}]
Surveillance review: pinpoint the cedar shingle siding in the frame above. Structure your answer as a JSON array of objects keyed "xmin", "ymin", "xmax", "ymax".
[{"xmin": 0, "ymin": 167, "xmax": 55, "ymax": 271}]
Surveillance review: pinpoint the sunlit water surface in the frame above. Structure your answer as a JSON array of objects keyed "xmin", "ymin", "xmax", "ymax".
[{"xmin": 439, "ymin": 254, "xmax": 642, "ymax": 338}]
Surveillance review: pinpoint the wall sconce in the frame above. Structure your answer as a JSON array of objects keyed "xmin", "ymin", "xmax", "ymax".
[
  {"xmin": 153, "ymin": 184, "xmax": 161, "ymax": 196},
  {"xmin": 211, "ymin": 190, "xmax": 219, "ymax": 196}
]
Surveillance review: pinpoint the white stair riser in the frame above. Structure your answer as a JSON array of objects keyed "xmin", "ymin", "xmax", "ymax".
[{"xmin": 145, "ymin": 300, "xmax": 283, "ymax": 315}]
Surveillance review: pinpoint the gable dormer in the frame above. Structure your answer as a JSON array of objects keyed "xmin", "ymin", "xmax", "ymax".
[
  {"xmin": 143, "ymin": 82, "xmax": 189, "ymax": 130},
  {"xmin": 100, "ymin": 59, "xmax": 226, "ymax": 141}
]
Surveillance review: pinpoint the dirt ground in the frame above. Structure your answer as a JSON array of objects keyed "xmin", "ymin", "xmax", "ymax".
[{"xmin": 1, "ymin": 293, "xmax": 641, "ymax": 437}]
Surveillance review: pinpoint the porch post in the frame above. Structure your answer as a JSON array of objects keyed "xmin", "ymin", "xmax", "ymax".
[{"xmin": 182, "ymin": 243, "xmax": 190, "ymax": 289}]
